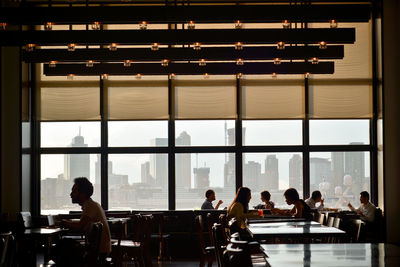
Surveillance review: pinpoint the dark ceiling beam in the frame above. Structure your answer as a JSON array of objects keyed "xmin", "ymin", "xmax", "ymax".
[
  {"xmin": 0, "ymin": 4, "xmax": 370, "ymax": 25},
  {"xmin": 23, "ymin": 46, "xmax": 344, "ymax": 63},
  {"xmin": 43, "ymin": 62, "xmax": 334, "ymax": 75},
  {"xmin": 0, "ymin": 28, "xmax": 355, "ymax": 46}
]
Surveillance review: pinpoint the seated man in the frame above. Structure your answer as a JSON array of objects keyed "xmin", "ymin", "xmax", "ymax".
[
  {"xmin": 201, "ymin": 189, "xmax": 223, "ymax": 210},
  {"xmin": 62, "ymin": 177, "xmax": 111, "ymax": 257},
  {"xmin": 347, "ymin": 191, "xmax": 376, "ymax": 222},
  {"xmin": 305, "ymin": 190, "xmax": 324, "ymax": 211}
]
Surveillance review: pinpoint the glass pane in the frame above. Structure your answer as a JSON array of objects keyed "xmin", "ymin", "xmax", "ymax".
[
  {"xmin": 309, "ymin": 120, "xmax": 370, "ymax": 145},
  {"xmin": 243, "ymin": 153, "xmax": 303, "ymax": 209},
  {"xmin": 41, "ymin": 122, "xmax": 101, "ymax": 147},
  {"xmin": 310, "ymin": 152, "xmax": 370, "ymax": 209},
  {"xmin": 108, "ymin": 154, "xmax": 168, "ymax": 210},
  {"xmin": 176, "ymin": 153, "xmax": 235, "ymax": 210},
  {"xmin": 108, "ymin": 121, "xmax": 168, "ymax": 147},
  {"xmin": 22, "ymin": 122, "xmax": 31, "ymax": 148},
  {"xmin": 243, "ymin": 120, "xmax": 303, "ymax": 146},
  {"xmin": 41, "ymin": 154, "xmax": 100, "ymax": 215},
  {"xmin": 175, "ymin": 120, "xmax": 235, "ymax": 146}
]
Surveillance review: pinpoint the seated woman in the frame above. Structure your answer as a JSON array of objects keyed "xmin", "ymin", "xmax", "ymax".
[
  {"xmin": 254, "ymin": 190, "xmax": 275, "ymax": 209},
  {"xmin": 271, "ymin": 188, "xmax": 313, "ymax": 220},
  {"xmin": 227, "ymin": 187, "xmax": 261, "ymax": 229}
]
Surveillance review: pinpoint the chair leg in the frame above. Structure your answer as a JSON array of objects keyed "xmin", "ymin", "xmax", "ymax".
[
  {"xmin": 199, "ymin": 254, "xmax": 206, "ymax": 267},
  {"xmin": 207, "ymin": 257, "xmax": 213, "ymax": 267}
]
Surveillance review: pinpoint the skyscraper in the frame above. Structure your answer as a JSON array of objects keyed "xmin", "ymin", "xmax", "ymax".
[
  {"xmin": 150, "ymin": 138, "xmax": 168, "ymax": 189},
  {"xmin": 243, "ymin": 161, "xmax": 261, "ymax": 189},
  {"xmin": 289, "ymin": 154, "xmax": 302, "ymax": 190},
  {"xmin": 194, "ymin": 166, "xmax": 210, "ymax": 189},
  {"xmin": 264, "ymin": 155, "xmax": 279, "ymax": 190},
  {"xmin": 176, "ymin": 131, "xmax": 191, "ymax": 188},
  {"xmin": 345, "ymin": 143, "xmax": 365, "ymax": 189},
  {"xmin": 310, "ymin": 157, "xmax": 331, "ymax": 192},
  {"xmin": 64, "ymin": 129, "xmax": 89, "ymax": 181}
]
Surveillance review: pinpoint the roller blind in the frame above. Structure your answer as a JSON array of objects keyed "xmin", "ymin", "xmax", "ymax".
[
  {"xmin": 38, "ymin": 87, "xmax": 100, "ymax": 121},
  {"xmin": 175, "ymin": 79, "xmax": 236, "ymax": 119},
  {"xmin": 241, "ymin": 80, "xmax": 305, "ymax": 119},
  {"xmin": 107, "ymin": 81, "xmax": 168, "ymax": 120},
  {"xmin": 309, "ymin": 83, "xmax": 372, "ymax": 118}
]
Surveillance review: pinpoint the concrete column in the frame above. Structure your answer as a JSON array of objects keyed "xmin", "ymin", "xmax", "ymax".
[{"xmin": 382, "ymin": 0, "xmax": 400, "ymax": 244}]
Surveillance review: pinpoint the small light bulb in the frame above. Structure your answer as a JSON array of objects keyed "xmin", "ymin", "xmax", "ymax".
[
  {"xmin": 67, "ymin": 74, "xmax": 74, "ymax": 80},
  {"xmin": 123, "ymin": 60, "xmax": 132, "ymax": 67},
  {"xmin": 187, "ymin": 21, "xmax": 195, "ymax": 30},
  {"xmin": 277, "ymin": 42, "xmax": 285, "ymax": 50},
  {"xmin": 109, "ymin": 43, "xmax": 118, "ymax": 51},
  {"xmin": 151, "ymin": 43, "xmax": 159, "ymax": 51},
  {"xmin": 235, "ymin": 20, "xmax": 242, "ymax": 29},
  {"xmin": 92, "ymin": 22, "xmax": 101, "ymax": 30},
  {"xmin": 45, "ymin": 22, "xmax": 53, "ymax": 31},
  {"xmin": 86, "ymin": 60, "xmax": 94, "ymax": 67},
  {"xmin": 236, "ymin": 58, "xmax": 244, "ymax": 66},
  {"xmin": 101, "ymin": 74, "xmax": 109, "ymax": 80},
  {"xmin": 274, "ymin": 58, "xmax": 281, "ymax": 65},
  {"xmin": 193, "ymin": 42, "xmax": 201, "ymax": 50},
  {"xmin": 235, "ymin": 42, "xmax": 243, "ymax": 50},
  {"xmin": 161, "ymin": 59, "xmax": 169, "ymax": 67},
  {"xmin": 49, "ymin": 61, "xmax": 57, "ymax": 68},
  {"xmin": 139, "ymin": 21, "xmax": 147, "ymax": 30},
  {"xmin": 199, "ymin": 59, "xmax": 206, "ymax": 66},
  {"xmin": 236, "ymin": 73, "xmax": 243, "ymax": 79},
  {"xmin": 330, "ymin": 20, "xmax": 338, "ymax": 28},
  {"xmin": 0, "ymin": 22, "xmax": 8, "ymax": 30},
  {"xmin": 25, "ymin": 44, "xmax": 36, "ymax": 51},
  {"xmin": 68, "ymin": 43, "xmax": 76, "ymax": 51},
  {"xmin": 203, "ymin": 73, "xmax": 209, "ymax": 79},
  {"xmin": 169, "ymin": 73, "xmax": 175, "ymax": 80},
  {"xmin": 272, "ymin": 72, "xmax": 277, "ymax": 79},
  {"xmin": 136, "ymin": 74, "xmax": 142, "ymax": 79},
  {"xmin": 311, "ymin": 57, "xmax": 319, "ymax": 64},
  {"xmin": 282, "ymin": 20, "xmax": 290, "ymax": 29},
  {"xmin": 305, "ymin": 72, "xmax": 310, "ymax": 78},
  {"xmin": 319, "ymin": 41, "xmax": 327, "ymax": 49}
]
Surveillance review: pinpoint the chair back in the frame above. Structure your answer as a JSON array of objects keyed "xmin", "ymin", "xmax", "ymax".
[
  {"xmin": 47, "ymin": 215, "xmax": 56, "ymax": 227},
  {"xmin": 225, "ymin": 243, "xmax": 253, "ymax": 267},
  {"xmin": 318, "ymin": 213, "xmax": 325, "ymax": 225},
  {"xmin": 212, "ymin": 223, "xmax": 226, "ymax": 267},
  {"xmin": 219, "ymin": 214, "xmax": 230, "ymax": 242},
  {"xmin": 195, "ymin": 215, "xmax": 207, "ymax": 255},
  {"xmin": 333, "ymin": 217, "xmax": 341, "ymax": 229},
  {"xmin": 85, "ymin": 222, "xmax": 103, "ymax": 266},
  {"xmin": 206, "ymin": 213, "xmax": 215, "ymax": 246},
  {"xmin": 1, "ymin": 232, "xmax": 15, "ymax": 267},
  {"xmin": 351, "ymin": 219, "xmax": 364, "ymax": 242},
  {"xmin": 327, "ymin": 217, "xmax": 335, "ymax": 227}
]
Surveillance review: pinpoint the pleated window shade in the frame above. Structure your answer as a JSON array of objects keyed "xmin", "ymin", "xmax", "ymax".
[
  {"xmin": 38, "ymin": 87, "xmax": 100, "ymax": 121},
  {"xmin": 308, "ymin": 83, "xmax": 372, "ymax": 118},
  {"xmin": 175, "ymin": 80, "xmax": 236, "ymax": 119},
  {"xmin": 241, "ymin": 80, "xmax": 305, "ymax": 119},
  {"xmin": 107, "ymin": 82, "xmax": 169, "ymax": 120}
]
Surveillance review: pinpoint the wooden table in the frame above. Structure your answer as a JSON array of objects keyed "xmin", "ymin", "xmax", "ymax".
[{"xmin": 261, "ymin": 243, "xmax": 400, "ymax": 266}]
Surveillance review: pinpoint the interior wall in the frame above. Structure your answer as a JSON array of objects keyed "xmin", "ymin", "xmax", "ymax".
[
  {"xmin": 0, "ymin": 46, "xmax": 21, "ymax": 220},
  {"xmin": 382, "ymin": 0, "xmax": 400, "ymax": 244}
]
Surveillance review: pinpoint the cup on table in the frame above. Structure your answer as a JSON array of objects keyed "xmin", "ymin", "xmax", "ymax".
[{"xmin": 257, "ymin": 209, "xmax": 263, "ymax": 217}]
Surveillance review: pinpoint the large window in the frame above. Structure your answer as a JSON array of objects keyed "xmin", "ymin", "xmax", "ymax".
[{"xmin": 35, "ymin": 22, "xmax": 375, "ymax": 214}]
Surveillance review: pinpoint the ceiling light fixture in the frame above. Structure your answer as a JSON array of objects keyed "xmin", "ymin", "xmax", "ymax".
[
  {"xmin": 109, "ymin": 43, "xmax": 118, "ymax": 51},
  {"xmin": 235, "ymin": 20, "xmax": 242, "ymax": 29},
  {"xmin": 139, "ymin": 21, "xmax": 148, "ymax": 30},
  {"xmin": 319, "ymin": 41, "xmax": 327, "ymax": 49},
  {"xmin": 86, "ymin": 60, "xmax": 94, "ymax": 67},
  {"xmin": 274, "ymin": 58, "xmax": 281, "ymax": 65},
  {"xmin": 277, "ymin": 41, "xmax": 285, "ymax": 50},
  {"xmin": 92, "ymin": 22, "xmax": 101, "ymax": 30},
  {"xmin": 282, "ymin": 20, "xmax": 290, "ymax": 29},
  {"xmin": 330, "ymin": 20, "xmax": 338, "ymax": 28},
  {"xmin": 124, "ymin": 60, "xmax": 132, "ymax": 67},
  {"xmin": 235, "ymin": 42, "xmax": 243, "ymax": 50},
  {"xmin": 67, "ymin": 43, "xmax": 76, "ymax": 51},
  {"xmin": 199, "ymin": 59, "xmax": 206, "ymax": 66},
  {"xmin": 193, "ymin": 42, "xmax": 201, "ymax": 50},
  {"xmin": 187, "ymin": 21, "xmax": 195, "ymax": 30}
]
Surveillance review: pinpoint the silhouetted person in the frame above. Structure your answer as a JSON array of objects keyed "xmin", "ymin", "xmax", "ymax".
[
  {"xmin": 272, "ymin": 188, "xmax": 313, "ymax": 220},
  {"xmin": 305, "ymin": 190, "xmax": 324, "ymax": 211},
  {"xmin": 348, "ymin": 191, "xmax": 376, "ymax": 222},
  {"xmin": 201, "ymin": 189, "xmax": 223, "ymax": 210},
  {"xmin": 254, "ymin": 190, "xmax": 275, "ymax": 209}
]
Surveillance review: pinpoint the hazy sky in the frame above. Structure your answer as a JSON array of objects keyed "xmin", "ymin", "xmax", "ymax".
[{"xmin": 40, "ymin": 120, "xmax": 370, "ymax": 188}]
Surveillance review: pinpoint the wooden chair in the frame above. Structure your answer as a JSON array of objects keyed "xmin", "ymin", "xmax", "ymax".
[
  {"xmin": 0, "ymin": 232, "xmax": 15, "ymax": 267},
  {"xmin": 350, "ymin": 219, "xmax": 365, "ymax": 243},
  {"xmin": 84, "ymin": 222, "xmax": 103, "ymax": 267},
  {"xmin": 218, "ymin": 214, "xmax": 230, "ymax": 243},
  {"xmin": 150, "ymin": 213, "xmax": 170, "ymax": 261},
  {"xmin": 327, "ymin": 217, "xmax": 335, "ymax": 227},
  {"xmin": 206, "ymin": 213, "xmax": 215, "ymax": 247},
  {"xmin": 318, "ymin": 213, "xmax": 325, "ymax": 225},
  {"xmin": 195, "ymin": 215, "xmax": 214, "ymax": 267},
  {"xmin": 211, "ymin": 223, "xmax": 227, "ymax": 267},
  {"xmin": 333, "ymin": 217, "xmax": 341, "ymax": 229}
]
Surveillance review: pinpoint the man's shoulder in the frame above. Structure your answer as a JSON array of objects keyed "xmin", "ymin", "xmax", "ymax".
[{"xmin": 201, "ymin": 200, "xmax": 213, "ymax": 209}]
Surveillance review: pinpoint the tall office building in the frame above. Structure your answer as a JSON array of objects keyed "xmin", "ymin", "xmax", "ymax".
[
  {"xmin": 224, "ymin": 127, "xmax": 244, "ymax": 188},
  {"xmin": 95, "ymin": 155, "xmax": 129, "ymax": 187},
  {"xmin": 194, "ymin": 166, "xmax": 210, "ymax": 189},
  {"xmin": 289, "ymin": 154, "xmax": 302, "ymax": 190},
  {"xmin": 244, "ymin": 161, "xmax": 261, "ymax": 189},
  {"xmin": 176, "ymin": 131, "xmax": 191, "ymax": 188},
  {"xmin": 141, "ymin": 161, "xmax": 153, "ymax": 184},
  {"xmin": 345, "ymin": 143, "xmax": 365, "ymax": 189},
  {"xmin": 264, "ymin": 155, "xmax": 279, "ymax": 190},
  {"xmin": 64, "ymin": 130, "xmax": 89, "ymax": 182},
  {"xmin": 310, "ymin": 157, "xmax": 331, "ymax": 192},
  {"xmin": 331, "ymin": 152, "xmax": 345, "ymax": 190},
  {"xmin": 150, "ymin": 138, "xmax": 168, "ymax": 189}
]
